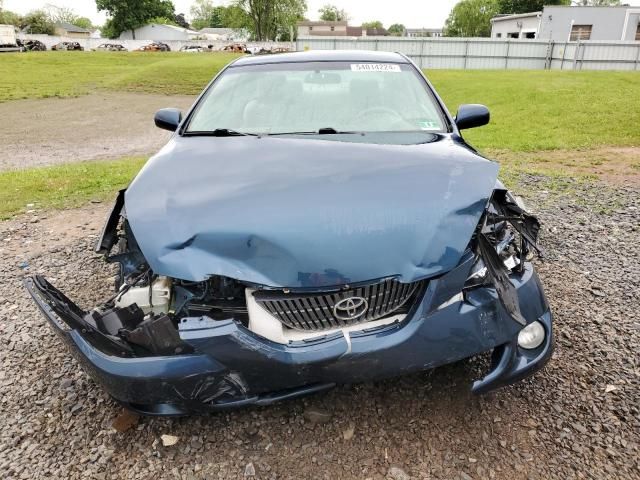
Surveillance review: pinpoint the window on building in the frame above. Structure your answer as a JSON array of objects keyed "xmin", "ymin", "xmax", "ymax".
[
  {"xmin": 524, "ymin": 32, "xmax": 536, "ymax": 39},
  {"xmin": 496, "ymin": 33, "xmax": 502, "ymax": 38},
  {"xmin": 636, "ymin": 23, "xmax": 640, "ymax": 41},
  {"xmin": 569, "ymin": 24, "xmax": 592, "ymax": 41},
  {"xmin": 331, "ymin": 26, "xmax": 335, "ymax": 32},
  {"xmin": 507, "ymin": 32, "xmax": 519, "ymax": 38},
  {"xmin": 309, "ymin": 26, "xmax": 313, "ymax": 31}
]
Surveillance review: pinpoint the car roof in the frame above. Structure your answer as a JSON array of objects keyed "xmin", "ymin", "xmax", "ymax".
[{"xmin": 231, "ymin": 50, "xmax": 409, "ymax": 67}]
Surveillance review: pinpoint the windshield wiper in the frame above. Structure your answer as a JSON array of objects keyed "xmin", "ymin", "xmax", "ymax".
[
  {"xmin": 266, "ymin": 128, "xmax": 363, "ymax": 136},
  {"xmin": 184, "ymin": 128, "xmax": 257, "ymax": 137}
]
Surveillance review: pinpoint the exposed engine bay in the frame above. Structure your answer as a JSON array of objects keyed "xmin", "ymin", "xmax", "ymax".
[{"xmin": 59, "ymin": 186, "xmax": 543, "ymax": 357}]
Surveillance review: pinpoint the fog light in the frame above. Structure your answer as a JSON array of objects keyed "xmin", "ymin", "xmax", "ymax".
[{"xmin": 517, "ymin": 321, "xmax": 545, "ymax": 350}]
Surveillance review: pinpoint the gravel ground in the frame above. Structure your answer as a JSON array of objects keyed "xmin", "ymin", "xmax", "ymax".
[
  {"xmin": 0, "ymin": 93, "xmax": 195, "ymax": 171},
  {"xmin": 0, "ymin": 178, "xmax": 638, "ymax": 480}
]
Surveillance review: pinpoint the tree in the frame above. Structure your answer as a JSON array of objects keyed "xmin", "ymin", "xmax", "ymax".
[
  {"xmin": 148, "ymin": 16, "xmax": 179, "ymax": 26},
  {"xmin": 21, "ymin": 10, "xmax": 55, "ymax": 34},
  {"xmin": 387, "ymin": 23, "xmax": 405, "ymax": 36},
  {"xmin": 443, "ymin": 0, "xmax": 499, "ymax": 37},
  {"xmin": 191, "ymin": 1, "xmax": 250, "ymax": 30},
  {"xmin": 362, "ymin": 20, "xmax": 384, "ymax": 30},
  {"xmin": 234, "ymin": 0, "xmax": 307, "ymax": 41},
  {"xmin": 190, "ymin": 0, "xmax": 215, "ymax": 29},
  {"xmin": 96, "ymin": 0, "xmax": 175, "ymax": 39},
  {"xmin": 318, "ymin": 4, "xmax": 348, "ymax": 21},
  {"xmin": 44, "ymin": 4, "xmax": 77, "ymax": 23},
  {"xmin": 174, "ymin": 13, "xmax": 189, "ymax": 28},
  {"xmin": 223, "ymin": 5, "xmax": 252, "ymax": 30},
  {"xmin": 0, "ymin": 8, "xmax": 22, "ymax": 27},
  {"xmin": 74, "ymin": 17, "xmax": 93, "ymax": 29},
  {"xmin": 496, "ymin": 0, "xmax": 569, "ymax": 14},
  {"xmin": 37, "ymin": 4, "xmax": 93, "ymax": 29}
]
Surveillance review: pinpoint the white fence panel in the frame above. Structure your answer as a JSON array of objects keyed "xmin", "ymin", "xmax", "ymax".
[{"xmin": 296, "ymin": 36, "xmax": 640, "ymax": 71}]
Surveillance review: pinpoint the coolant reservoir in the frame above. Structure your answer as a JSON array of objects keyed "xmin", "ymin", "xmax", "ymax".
[{"xmin": 115, "ymin": 277, "xmax": 171, "ymax": 314}]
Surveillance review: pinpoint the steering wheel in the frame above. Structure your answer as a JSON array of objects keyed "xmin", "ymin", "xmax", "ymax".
[{"xmin": 350, "ymin": 106, "xmax": 407, "ymax": 128}]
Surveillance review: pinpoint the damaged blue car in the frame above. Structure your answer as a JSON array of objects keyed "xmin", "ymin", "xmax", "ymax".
[{"xmin": 26, "ymin": 51, "xmax": 553, "ymax": 415}]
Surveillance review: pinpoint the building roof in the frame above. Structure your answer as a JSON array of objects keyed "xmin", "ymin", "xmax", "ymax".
[
  {"xmin": 491, "ymin": 12, "xmax": 541, "ymax": 23},
  {"xmin": 55, "ymin": 22, "xmax": 90, "ymax": 33},
  {"xmin": 200, "ymin": 28, "xmax": 235, "ymax": 34},
  {"xmin": 144, "ymin": 23, "xmax": 199, "ymax": 35},
  {"xmin": 405, "ymin": 27, "xmax": 443, "ymax": 33},
  {"xmin": 297, "ymin": 21, "xmax": 348, "ymax": 27},
  {"xmin": 232, "ymin": 50, "xmax": 408, "ymax": 67},
  {"xmin": 366, "ymin": 27, "xmax": 389, "ymax": 36}
]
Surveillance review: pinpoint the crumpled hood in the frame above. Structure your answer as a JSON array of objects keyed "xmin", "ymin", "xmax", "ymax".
[{"xmin": 125, "ymin": 135, "xmax": 499, "ymax": 288}]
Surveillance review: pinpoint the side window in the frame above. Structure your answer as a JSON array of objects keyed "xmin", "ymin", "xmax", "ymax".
[{"xmin": 570, "ymin": 25, "xmax": 592, "ymax": 41}]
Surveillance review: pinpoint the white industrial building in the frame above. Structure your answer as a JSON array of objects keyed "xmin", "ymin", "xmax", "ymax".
[
  {"xmin": 119, "ymin": 23, "xmax": 200, "ymax": 41},
  {"xmin": 199, "ymin": 27, "xmax": 249, "ymax": 42},
  {"xmin": 491, "ymin": 12, "xmax": 542, "ymax": 39},
  {"xmin": 491, "ymin": 6, "xmax": 640, "ymax": 41}
]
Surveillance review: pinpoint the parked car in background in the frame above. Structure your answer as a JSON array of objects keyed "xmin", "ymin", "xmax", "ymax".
[
  {"xmin": 17, "ymin": 39, "xmax": 47, "ymax": 51},
  {"xmin": 26, "ymin": 50, "xmax": 553, "ymax": 416},
  {"xmin": 137, "ymin": 42, "xmax": 171, "ymax": 52},
  {"xmin": 255, "ymin": 46, "xmax": 293, "ymax": 56},
  {"xmin": 180, "ymin": 45, "xmax": 204, "ymax": 53},
  {"xmin": 51, "ymin": 41, "xmax": 84, "ymax": 51},
  {"xmin": 221, "ymin": 43, "xmax": 250, "ymax": 54},
  {"xmin": 94, "ymin": 43, "xmax": 127, "ymax": 52}
]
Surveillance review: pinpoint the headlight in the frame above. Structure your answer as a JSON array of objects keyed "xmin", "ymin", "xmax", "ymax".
[{"xmin": 517, "ymin": 321, "xmax": 545, "ymax": 349}]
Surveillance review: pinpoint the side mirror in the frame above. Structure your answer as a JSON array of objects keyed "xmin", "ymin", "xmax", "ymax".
[
  {"xmin": 455, "ymin": 104, "xmax": 490, "ymax": 130},
  {"xmin": 154, "ymin": 108, "xmax": 182, "ymax": 132}
]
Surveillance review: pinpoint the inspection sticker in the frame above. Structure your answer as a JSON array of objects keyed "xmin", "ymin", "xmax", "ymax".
[
  {"xmin": 350, "ymin": 63, "xmax": 401, "ymax": 72},
  {"xmin": 418, "ymin": 120, "xmax": 440, "ymax": 130}
]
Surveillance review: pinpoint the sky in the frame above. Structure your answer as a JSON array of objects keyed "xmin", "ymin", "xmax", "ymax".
[{"xmin": 1, "ymin": 0, "xmax": 460, "ymax": 29}]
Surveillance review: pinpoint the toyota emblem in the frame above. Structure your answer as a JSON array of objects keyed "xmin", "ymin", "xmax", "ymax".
[{"xmin": 333, "ymin": 296, "xmax": 368, "ymax": 321}]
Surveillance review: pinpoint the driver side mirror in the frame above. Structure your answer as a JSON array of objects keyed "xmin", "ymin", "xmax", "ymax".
[
  {"xmin": 154, "ymin": 108, "xmax": 183, "ymax": 132},
  {"xmin": 455, "ymin": 104, "xmax": 490, "ymax": 130}
]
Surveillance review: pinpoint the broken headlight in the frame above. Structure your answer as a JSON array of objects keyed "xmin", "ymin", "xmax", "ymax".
[{"xmin": 463, "ymin": 188, "xmax": 543, "ymax": 325}]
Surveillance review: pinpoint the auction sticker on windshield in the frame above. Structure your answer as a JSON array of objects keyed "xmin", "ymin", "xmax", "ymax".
[{"xmin": 350, "ymin": 64, "xmax": 401, "ymax": 72}]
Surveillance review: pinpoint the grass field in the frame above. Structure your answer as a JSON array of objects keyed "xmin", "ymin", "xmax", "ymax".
[
  {"xmin": 2, "ymin": 52, "xmax": 639, "ymax": 152},
  {"xmin": 1, "ymin": 52, "xmax": 638, "ymax": 218},
  {"xmin": 0, "ymin": 157, "xmax": 146, "ymax": 219},
  {"xmin": 0, "ymin": 51, "xmax": 241, "ymax": 100}
]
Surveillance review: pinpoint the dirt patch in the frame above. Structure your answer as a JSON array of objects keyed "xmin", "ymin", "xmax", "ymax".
[
  {"xmin": 492, "ymin": 147, "xmax": 640, "ymax": 186},
  {"xmin": 1, "ymin": 179, "xmax": 638, "ymax": 479},
  {"xmin": 0, "ymin": 202, "xmax": 108, "ymax": 260},
  {"xmin": 0, "ymin": 92, "xmax": 195, "ymax": 171}
]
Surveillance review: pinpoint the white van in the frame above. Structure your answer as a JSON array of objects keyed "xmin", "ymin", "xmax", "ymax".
[{"xmin": 0, "ymin": 24, "xmax": 20, "ymax": 52}]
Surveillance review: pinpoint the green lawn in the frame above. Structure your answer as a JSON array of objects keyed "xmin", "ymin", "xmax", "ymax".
[
  {"xmin": 2, "ymin": 53, "xmax": 639, "ymax": 151},
  {"xmin": 429, "ymin": 70, "xmax": 640, "ymax": 152},
  {"xmin": 0, "ymin": 157, "xmax": 146, "ymax": 219},
  {"xmin": 0, "ymin": 51, "xmax": 241, "ymax": 101}
]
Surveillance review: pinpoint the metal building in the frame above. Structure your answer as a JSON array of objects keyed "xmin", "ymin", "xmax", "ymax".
[{"xmin": 491, "ymin": 6, "xmax": 640, "ymax": 42}]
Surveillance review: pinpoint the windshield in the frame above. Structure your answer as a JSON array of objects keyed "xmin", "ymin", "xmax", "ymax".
[{"xmin": 185, "ymin": 61, "xmax": 446, "ymax": 136}]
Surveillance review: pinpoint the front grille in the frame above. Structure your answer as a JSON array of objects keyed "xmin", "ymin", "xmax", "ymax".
[{"xmin": 253, "ymin": 279, "xmax": 426, "ymax": 331}]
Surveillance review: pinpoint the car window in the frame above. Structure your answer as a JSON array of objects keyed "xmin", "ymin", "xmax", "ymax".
[{"xmin": 186, "ymin": 61, "xmax": 446, "ymax": 136}]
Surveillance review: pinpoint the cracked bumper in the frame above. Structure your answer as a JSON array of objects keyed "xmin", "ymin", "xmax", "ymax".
[{"xmin": 25, "ymin": 262, "xmax": 553, "ymax": 416}]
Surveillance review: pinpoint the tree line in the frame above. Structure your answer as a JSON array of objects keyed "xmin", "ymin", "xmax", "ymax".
[{"xmin": 0, "ymin": 2, "xmax": 93, "ymax": 34}]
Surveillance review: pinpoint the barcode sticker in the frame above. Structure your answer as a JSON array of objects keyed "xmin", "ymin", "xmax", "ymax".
[{"xmin": 350, "ymin": 64, "xmax": 401, "ymax": 73}]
